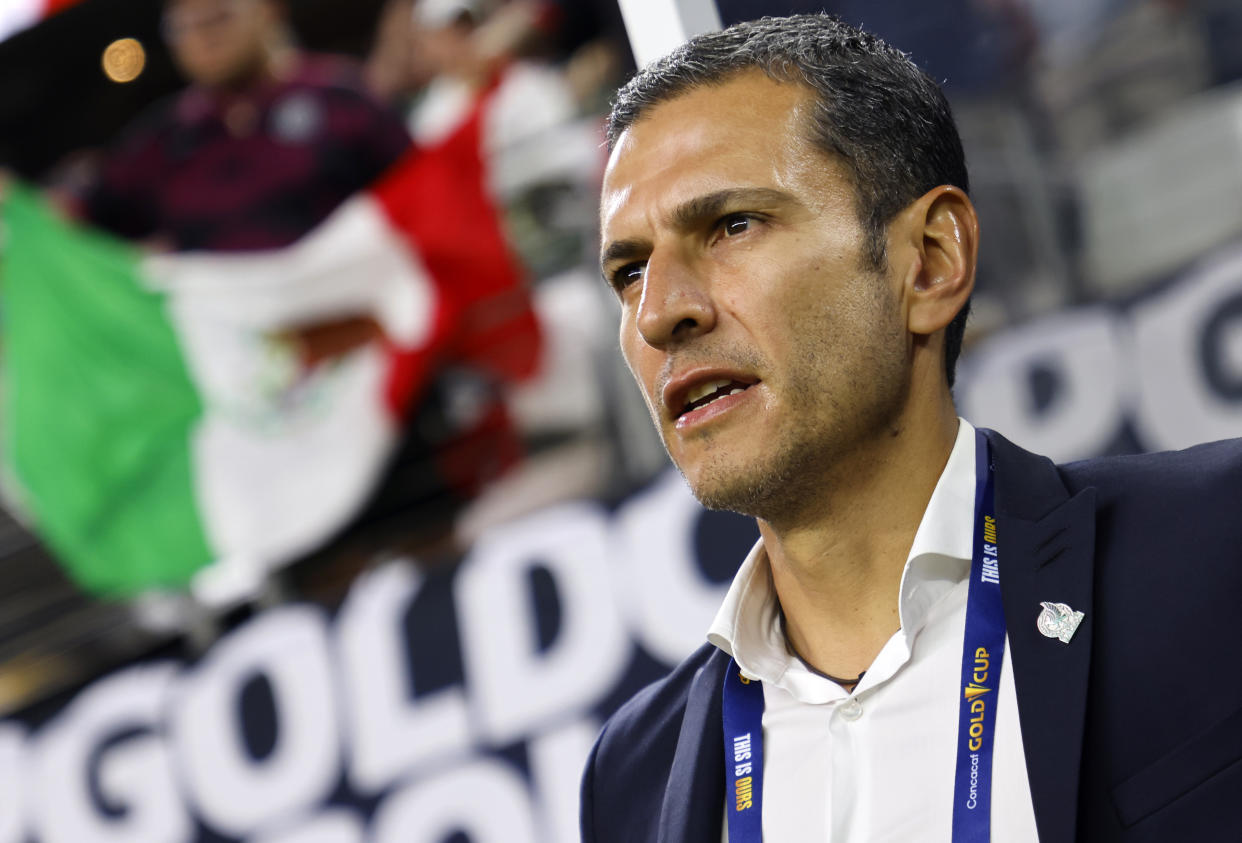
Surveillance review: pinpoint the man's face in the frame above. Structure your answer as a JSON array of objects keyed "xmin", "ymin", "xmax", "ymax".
[
  {"xmin": 599, "ymin": 72, "xmax": 911, "ymax": 519},
  {"xmin": 163, "ymin": 0, "xmax": 276, "ymax": 89}
]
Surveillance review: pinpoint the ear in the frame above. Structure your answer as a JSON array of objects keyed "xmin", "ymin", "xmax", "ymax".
[{"xmin": 898, "ymin": 185, "xmax": 978, "ymax": 337}]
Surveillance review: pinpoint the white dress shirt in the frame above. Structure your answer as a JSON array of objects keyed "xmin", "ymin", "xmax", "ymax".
[{"xmin": 709, "ymin": 420, "xmax": 1040, "ymax": 841}]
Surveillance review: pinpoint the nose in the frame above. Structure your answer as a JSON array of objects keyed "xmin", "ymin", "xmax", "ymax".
[{"xmin": 634, "ymin": 252, "xmax": 716, "ymax": 349}]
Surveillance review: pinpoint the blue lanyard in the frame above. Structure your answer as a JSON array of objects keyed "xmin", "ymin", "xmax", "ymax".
[
  {"xmin": 722, "ymin": 662, "xmax": 765, "ymax": 841},
  {"xmin": 950, "ymin": 431, "xmax": 1003, "ymax": 840},
  {"xmin": 722, "ymin": 430, "xmax": 1002, "ymax": 842}
]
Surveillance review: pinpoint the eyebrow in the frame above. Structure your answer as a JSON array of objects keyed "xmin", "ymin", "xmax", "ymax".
[
  {"xmin": 599, "ymin": 187, "xmax": 798, "ymax": 277},
  {"xmin": 599, "ymin": 238, "xmax": 649, "ymax": 278},
  {"xmin": 670, "ymin": 186, "xmax": 795, "ymax": 230}
]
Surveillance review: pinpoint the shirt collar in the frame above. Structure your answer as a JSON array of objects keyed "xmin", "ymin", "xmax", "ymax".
[
  {"xmin": 898, "ymin": 418, "xmax": 977, "ymax": 633},
  {"xmin": 707, "ymin": 419, "xmax": 978, "ymax": 693}
]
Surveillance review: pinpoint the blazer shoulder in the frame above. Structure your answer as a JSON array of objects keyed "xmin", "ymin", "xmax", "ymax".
[
  {"xmin": 581, "ymin": 643, "xmax": 723, "ymax": 841},
  {"xmin": 984, "ymin": 428, "xmax": 1241, "ymax": 538},
  {"xmin": 597, "ymin": 641, "xmax": 719, "ymax": 755},
  {"xmin": 1058, "ymin": 437, "xmax": 1242, "ymax": 499},
  {"xmin": 1058, "ymin": 438, "xmax": 1242, "ymax": 563}
]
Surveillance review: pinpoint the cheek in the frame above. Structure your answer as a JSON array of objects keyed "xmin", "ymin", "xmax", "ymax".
[
  {"xmin": 619, "ymin": 328, "xmax": 660, "ymax": 405},
  {"xmin": 618, "ymin": 311, "xmax": 639, "ymax": 369},
  {"xmin": 719, "ymin": 254, "xmax": 828, "ymax": 337}
]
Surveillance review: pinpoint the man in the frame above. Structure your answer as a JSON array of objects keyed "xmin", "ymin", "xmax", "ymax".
[
  {"xmin": 81, "ymin": 0, "xmax": 411, "ymax": 251},
  {"xmin": 582, "ymin": 14, "xmax": 1242, "ymax": 843}
]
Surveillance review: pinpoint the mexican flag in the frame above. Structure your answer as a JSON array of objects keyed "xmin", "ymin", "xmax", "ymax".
[{"xmin": 0, "ymin": 121, "xmax": 538, "ymax": 598}]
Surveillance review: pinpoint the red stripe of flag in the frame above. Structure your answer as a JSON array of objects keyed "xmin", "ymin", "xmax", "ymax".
[
  {"xmin": 42, "ymin": 0, "xmax": 85, "ymax": 17},
  {"xmin": 370, "ymin": 87, "xmax": 541, "ymax": 418}
]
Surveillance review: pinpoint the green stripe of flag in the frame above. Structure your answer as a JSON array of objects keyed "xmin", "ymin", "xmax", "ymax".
[{"xmin": 1, "ymin": 185, "xmax": 213, "ymax": 595}]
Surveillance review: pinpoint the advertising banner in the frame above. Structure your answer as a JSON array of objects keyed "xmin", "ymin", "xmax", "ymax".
[
  {"xmin": 0, "ymin": 473, "xmax": 758, "ymax": 843},
  {"xmin": 958, "ymin": 241, "xmax": 1242, "ymax": 462}
]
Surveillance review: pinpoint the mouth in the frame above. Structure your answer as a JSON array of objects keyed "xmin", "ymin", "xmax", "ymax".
[{"xmin": 669, "ymin": 374, "xmax": 759, "ymax": 428}]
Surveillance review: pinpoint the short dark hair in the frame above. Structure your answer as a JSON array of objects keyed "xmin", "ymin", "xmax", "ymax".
[{"xmin": 607, "ymin": 14, "xmax": 972, "ymax": 387}]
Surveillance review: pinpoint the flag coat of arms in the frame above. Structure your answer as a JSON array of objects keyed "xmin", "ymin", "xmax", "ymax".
[{"xmin": 0, "ymin": 105, "xmax": 539, "ymax": 597}]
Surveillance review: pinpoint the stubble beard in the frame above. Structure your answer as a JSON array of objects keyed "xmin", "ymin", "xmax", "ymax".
[{"xmin": 672, "ymin": 274, "xmax": 909, "ymax": 525}]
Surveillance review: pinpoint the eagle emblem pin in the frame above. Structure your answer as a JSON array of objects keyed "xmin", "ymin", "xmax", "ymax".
[{"xmin": 1037, "ymin": 601, "xmax": 1085, "ymax": 644}]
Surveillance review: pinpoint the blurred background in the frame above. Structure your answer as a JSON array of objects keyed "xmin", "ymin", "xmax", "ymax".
[{"xmin": 0, "ymin": 0, "xmax": 1239, "ymax": 840}]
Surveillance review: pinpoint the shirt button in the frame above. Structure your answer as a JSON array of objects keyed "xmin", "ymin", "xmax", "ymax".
[{"xmin": 839, "ymin": 697, "xmax": 863, "ymax": 721}]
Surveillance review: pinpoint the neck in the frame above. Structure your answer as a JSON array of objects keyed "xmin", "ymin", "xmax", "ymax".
[{"xmin": 759, "ymin": 401, "xmax": 959, "ymax": 681}]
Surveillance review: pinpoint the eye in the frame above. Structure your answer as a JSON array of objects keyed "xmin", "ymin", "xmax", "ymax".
[
  {"xmin": 720, "ymin": 214, "xmax": 753, "ymax": 237},
  {"xmin": 610, "ymin": 262, "xmax": 646, "ymax": 291}
]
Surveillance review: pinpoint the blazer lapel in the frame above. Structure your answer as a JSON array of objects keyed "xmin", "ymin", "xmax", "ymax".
[
  {"xmin": 986, "ymin": 430, "xmax": 1096, "ymax": 843},
  {"xmin": 659, "ymin": 648, "xmax": 729, "ymax": 843}
]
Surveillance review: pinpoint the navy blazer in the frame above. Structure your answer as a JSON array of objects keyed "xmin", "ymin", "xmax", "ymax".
[{"xmin": 581, "ymin": 430, "xmax": 1242, "ymax": 842}]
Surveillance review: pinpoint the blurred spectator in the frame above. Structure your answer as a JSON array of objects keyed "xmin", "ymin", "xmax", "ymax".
[{"xmin": 78, "ymin": 0, "xmax": 411, "ymax": 252}]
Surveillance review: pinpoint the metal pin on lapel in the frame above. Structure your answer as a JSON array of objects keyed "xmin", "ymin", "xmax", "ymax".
[{"xmin": 1037, "ymin": 602, "xmax": 1085, "ymax": 643}]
